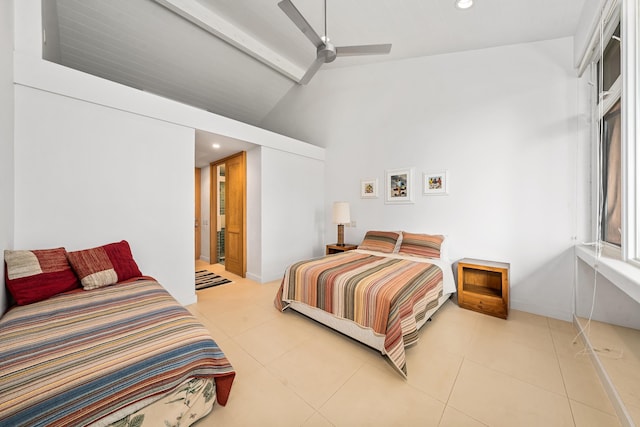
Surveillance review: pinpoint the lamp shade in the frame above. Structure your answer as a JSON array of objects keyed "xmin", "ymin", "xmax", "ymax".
[{"xmin": 332, "ymin": 202, "xmax": 351, "ymax": 224}]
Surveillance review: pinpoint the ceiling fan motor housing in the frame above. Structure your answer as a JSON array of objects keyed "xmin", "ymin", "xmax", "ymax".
[{"xmin": 319, "ymin": 38, "xmax": 337, "ymax": 63}]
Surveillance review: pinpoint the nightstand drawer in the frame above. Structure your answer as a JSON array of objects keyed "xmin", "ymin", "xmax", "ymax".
[{"xmin": 459, "ymin": 292, "xmax": 507, "ymax": 318}]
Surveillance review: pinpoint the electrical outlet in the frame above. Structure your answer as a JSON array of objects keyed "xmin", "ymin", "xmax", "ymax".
[{"xmin": 350, "ymin": 221, "xmax": 357, "ymax": 228}]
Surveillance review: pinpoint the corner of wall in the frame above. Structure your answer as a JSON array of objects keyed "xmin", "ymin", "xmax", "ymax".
[
  {"xmin": 246, "ymin": 147, "xmax": 262, "ymax": 281},
  {"xmin": 179, "ymin": 295, "xmax": 198, "ymax": 307},
  {"xmin": 0, "ymin": 0, "xmax": 15, "ymax": 315},
  {"xmin": 245, "ymin": 272, "xmax": 262, "ymax": 283}
]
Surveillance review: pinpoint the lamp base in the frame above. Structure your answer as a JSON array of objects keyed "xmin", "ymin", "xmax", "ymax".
[{"xmin": 337, "ymin": 224, "xmax": 345, "ymax": 246}]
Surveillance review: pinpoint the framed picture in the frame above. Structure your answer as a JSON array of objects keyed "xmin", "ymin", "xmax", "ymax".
[
  {"xmin": 385, "ymin": 168, "xmax": 414, "ymax": 204},
  {"xmin": 360, "ymin": 178, "xmax": 378, "ymax": 199},
  {"xmin": 423, "ymin": 171, "xmax": 449, "ymax": 195}
]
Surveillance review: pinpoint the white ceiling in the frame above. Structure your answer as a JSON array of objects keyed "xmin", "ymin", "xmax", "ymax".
[
  {"xmin": 194, "ymin": 130, "xmax": 257, "ymax": 168},
  {"xmin": 43, "ymin": 0, "xmax": 587, "ymax": 165}
]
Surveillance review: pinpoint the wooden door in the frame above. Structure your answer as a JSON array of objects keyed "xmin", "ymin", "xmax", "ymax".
[
  {"xmin": 224, "ymin": 152, "xmax": 246, "ymax": 277},
  {"xmin": 194, "ymin": 168, "xmax": 201, "ymax": 260}
]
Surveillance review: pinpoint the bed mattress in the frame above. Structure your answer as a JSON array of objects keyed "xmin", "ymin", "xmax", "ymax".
[
  {"xmin": 275, "ymin": 250, "xmax": 454, "ymax": 375},
  {"xmin": 0, "ymin": 279, "xmax": 235, "ymax": 427}
]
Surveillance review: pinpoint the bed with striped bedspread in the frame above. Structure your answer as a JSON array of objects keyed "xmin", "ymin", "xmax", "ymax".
[
  {"xmin": 275, "ymin": 251, "xmax": 443, "ymax": 375},
  {"xmin": 0, "ymin": 279, "xmax": 235, "ymax": 427}
]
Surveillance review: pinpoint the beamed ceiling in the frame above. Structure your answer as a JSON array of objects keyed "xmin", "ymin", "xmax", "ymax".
[{"xmin": 41, "ymin": 0, "xmax": 587, "ymax": 165}]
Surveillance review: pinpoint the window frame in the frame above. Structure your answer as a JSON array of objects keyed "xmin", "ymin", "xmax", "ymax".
[
  {"xmin": 599, "ymin": 97, "xmax": 622, "ymax": 247},
  {"xmin": 592, "ymin": 6, "xmax": 622, "ymax": 258},
  {"xmin": 620, "ymin": 0, "xmax": 639, "ymax": 264},
  {"xmin": 586, "ymin": 0, "xmax": 639, "ymax": 267}
]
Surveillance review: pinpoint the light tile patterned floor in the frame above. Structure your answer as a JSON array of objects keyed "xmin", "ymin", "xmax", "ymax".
[
  {"xmin": 189, "ymin": 261, "xmax": 621, "ymax": 426},
  {"xmin": 575, "ymin": 317, "xmax": 640, "ymax": 426}
]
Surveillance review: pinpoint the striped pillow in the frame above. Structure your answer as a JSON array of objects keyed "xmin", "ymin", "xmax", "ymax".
[
  {"xmin": 4, "ymin": 247, "xmax": 80, "ymax": 305},
  {"xmin": 357, "ymin": 231, "xmax": 401, "ymax": 253},
  {"xmin": 398, "ymin": 233, "xmax": 444, "ymax": 259},
  {"xmin": 67, "ymin": 240, "xmax": 142, "ymax": 290}
]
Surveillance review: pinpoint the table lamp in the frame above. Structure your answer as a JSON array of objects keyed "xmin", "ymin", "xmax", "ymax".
[{"xmin": 332, "ymin": 202, "xmax": 351, "ymax": 246}]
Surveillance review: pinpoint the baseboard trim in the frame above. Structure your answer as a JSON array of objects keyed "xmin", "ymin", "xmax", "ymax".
[
  {"xmin": 572, "ymin": 315, "xmax": 635, "ymax": 427},
  {"xmin": 510, "ymin": 299, "xmax": 572, "ymax": 322},
  {"xmin": 245, "ymin": 272, "xmax": 261, "ymax": 283}
]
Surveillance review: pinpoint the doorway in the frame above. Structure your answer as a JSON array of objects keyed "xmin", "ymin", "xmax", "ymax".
[{"xmin": 210, "ymin": 151, "xmax": 246, "ymax": 277}]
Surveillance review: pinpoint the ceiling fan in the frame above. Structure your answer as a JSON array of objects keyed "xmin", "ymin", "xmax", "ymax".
[{"xmin": 278, "ymin": 0, "xmax": 392, "ymax": 85}]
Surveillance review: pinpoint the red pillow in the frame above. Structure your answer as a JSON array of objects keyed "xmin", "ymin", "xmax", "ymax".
[
  {"xmin": 67, "ymin": 240, "xmax": 142, "ymax": 290},
  {"xmin": 4, "ymin": 247, "xmax": 80, "ymax": 305}
]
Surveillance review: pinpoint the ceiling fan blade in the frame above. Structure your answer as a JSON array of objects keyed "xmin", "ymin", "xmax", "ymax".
[
  {"xmin": 278, "ymin": 0, "xmax": 324, "ymax": 48},
  {"xmin": 299, "ymin": 56, "xmax": 325, "ymax": 85},
  {"xmin": 336, "ymin": 44, "xmax": 392, "ymax": 57}
]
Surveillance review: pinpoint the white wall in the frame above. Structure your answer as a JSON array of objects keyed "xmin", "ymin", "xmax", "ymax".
[
  {"xmin": 253, "ymin": 146, "xmax": 325, "ymax": 283},
  {"xmin": 0, "ymin": 0, "xmax": 15, "ymax": 314},
  {"xmin": 246, "ymin": 148, "xmax": 262, "ymax": 280},
  {"xmin": 11, "ymin": 0, "xmax": 325, "ymax": 306},
  {"xmin": 263, "ymin": 37, "xmax": 588, "ymax": 320},
  {"xmin": 14, "ymin": 86, "xmax": 197, "ymax": 305},
  {"xmin": 576, "ymin": 258, "xmax": 640, "ymax": 329}
]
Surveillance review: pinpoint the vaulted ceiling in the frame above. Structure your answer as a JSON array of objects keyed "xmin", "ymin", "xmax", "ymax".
[{"xmin": 42, "ymin": 0, "xmax": 587, "ymax": 165}]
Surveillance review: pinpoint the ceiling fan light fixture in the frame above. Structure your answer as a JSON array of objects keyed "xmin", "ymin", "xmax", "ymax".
[{"xmin": 455, "ymin": 0, "xmax": 474, "ymax": 10}]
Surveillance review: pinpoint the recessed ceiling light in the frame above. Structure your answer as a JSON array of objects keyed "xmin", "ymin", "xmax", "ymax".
[
  {"xmin": 212, "ymin": 143, "xmax": 221, "ymax": 149},
  {"xmin": 455, "ymin": 0, "xmax": 474, "ymax": 10}
]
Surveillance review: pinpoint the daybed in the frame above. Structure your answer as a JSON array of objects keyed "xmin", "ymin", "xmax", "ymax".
[
  {"xmin": 1, "ymin": 241, "xmax": 234, "ymax": 427},
  {"xmin": 275, "ymin": 231, "xmax": 456, "ymax": 376}
]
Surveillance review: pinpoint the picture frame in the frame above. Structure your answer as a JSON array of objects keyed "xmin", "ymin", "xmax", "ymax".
[
  {"xmin": 385, "ymin": 168, "xmax": 414, "ymax": 204},
  {"xmin": 360, "ymin": 178, "xmax": 378, "ymax": 199},
  {"xmin": 423, "ymin": 171, "xmax": 449, "ymax": 195}
]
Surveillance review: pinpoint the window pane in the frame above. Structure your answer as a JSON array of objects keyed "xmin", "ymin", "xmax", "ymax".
[
  {"xmin": 601, "ymin": 100, "xmax": 622, "ymax": 246},
  {"xmin": 598, "ymin": 23, "xmax": 621, "ymax": 94}
]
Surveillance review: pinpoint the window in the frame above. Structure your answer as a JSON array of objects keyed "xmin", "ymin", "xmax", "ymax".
[
  {"xmin": 589, "ymin": 0, "xmax": 640, "ymax": 264},
  {"xmin": 600, "ymin": 99, "xmax": 621, "ymax": 246},
  {"xmin": 596, "ymin": 22, "xmax": 622, "ymax": 249},
  {"xmin": 598, "ymin": 24, "xmax": 621, "ymax": 95}
]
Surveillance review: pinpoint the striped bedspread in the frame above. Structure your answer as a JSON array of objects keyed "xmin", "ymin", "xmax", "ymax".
[
  {"xmin": 0, "ymin": 280, "xmax": 235, "ymax": 427},
  {"xmin": 275, "ymin": 251, "xmax": 443, "ymax": 375}
]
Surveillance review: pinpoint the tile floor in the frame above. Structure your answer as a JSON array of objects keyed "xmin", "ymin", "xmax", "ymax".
[
  {"xmin": 189, "ymin": 261, "xmax": 621, "ymax": 426},
  {"xmin": 575, "ymin": 317, "xmax": 640, "ymax": 426}
]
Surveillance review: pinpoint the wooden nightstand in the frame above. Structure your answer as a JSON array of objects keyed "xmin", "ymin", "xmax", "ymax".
[
  {"xmin": 457, "ymin": 258, "xmax": 510, "ymax": 319},
  {"xmin": 326, "ymin": 244, "xmax": 358, "ymax": 255}
]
